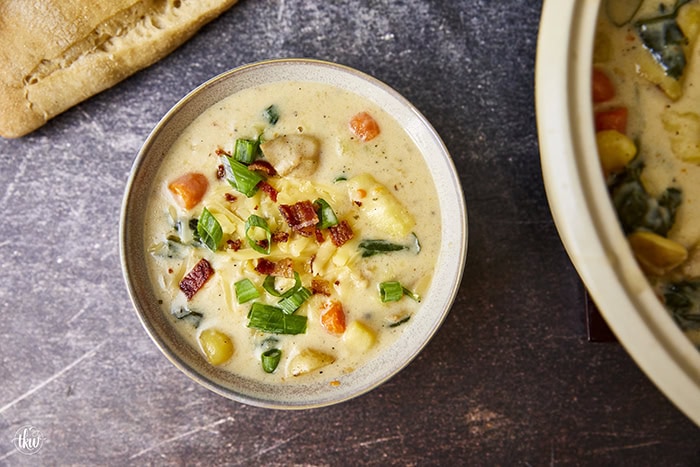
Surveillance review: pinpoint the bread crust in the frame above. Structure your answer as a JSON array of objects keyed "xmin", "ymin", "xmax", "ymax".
[{"xmin": 0, "ymin": 0, "xmax": 238, "ymax": 138}]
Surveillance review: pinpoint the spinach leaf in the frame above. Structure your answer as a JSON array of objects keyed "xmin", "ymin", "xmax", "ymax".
[
  {"xmin": 662, "ymin": 281, "xmax": 700, "ymax": 330},
  {"xmin": 635, "ymin": 0, "xmax": 692, "ymax": 79},
  {"xmin": 171, "ymin": 307, "xmax": 204, "ymax": 328},
  {"xmin": 610, "ymin": 158, "xmax": 681, "ymax": 236}
]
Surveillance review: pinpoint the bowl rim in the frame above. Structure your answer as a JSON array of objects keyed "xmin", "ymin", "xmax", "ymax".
[
  {"xmin": 119, "ymin": 58, "xmax": 468, "ymax": 409},
  {"xmin": 536, "ymin": 2, "xmax": 700, "ymax": 426}
]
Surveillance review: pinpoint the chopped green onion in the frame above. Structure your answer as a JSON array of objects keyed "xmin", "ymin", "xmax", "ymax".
[
  {"xmin": 234, "ymin": 278, "xmax": 260, "ymax": 304},
  {"xmin": 379, "ymin": 281, "xmax": 421, "ymax": 303},
  {"xmin": 262, "ymin": 271, "xmax": 301, "ymax": 298},
  {"xmin": 359, "ymin": 239, "xmax": 407, "ymax": 257},
  {"xmin": 223, "ymin": 156, "xmax": 263, "ymax": 197},
  {"xmin": 379, "ymin": 281, "xmax": 405, "ymax": 302},
  {"xmin": 234, "ymin": 138, "xmax": 259, "ymax": 164},
  {"xmin": 263, "ymin": 105, "xmax": 279, "ymax": 125},
  {"xmin": 314, "ymin": 198, "xmax": 339, "ymax": 229},
  {"xmin": 278, "ymin": 286, "xmax": 312, "ymax": 314},
  {"xmin": 333, "ymin": 175, "xmax": 347, "ymax": 183},
  {"xmin": 197, "ymin": 207, "xmax": 223, "ymax": 251},
  {"xmin": 247, "ymin": 302, "xmax": 307, "ymax": 334},
  {"xmin": 261, "ymin": 348, "xmax": 282, "ymax": 373},
  {"xmin": 402, "ymin": 287, "xmax": 421, "ymax": 303},
  {"xmin": 245, "ymin": 215, "xmax": 272, "ymax": 254}
]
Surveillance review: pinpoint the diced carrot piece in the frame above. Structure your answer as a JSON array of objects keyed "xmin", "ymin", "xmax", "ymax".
[
  {"xmin": 321, "ymin": 300, "xmax": 346, "ymax": 335},
  {"xmin": 349, "ymin": 112, "xmax": 380, "ymax": 142},
  {"xmin": 595, "ymin": 107, "xmax": 628, "ymax": 133},
  {"xmin": 168, "ymin": 172, "xmax": 209, "ymax": 209},
  {"xmin": 592, "ymin": 68, "xmax": 615, "ymax": 103}
]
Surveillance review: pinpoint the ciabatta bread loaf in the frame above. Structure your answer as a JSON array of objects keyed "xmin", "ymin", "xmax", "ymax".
[{"xmin": 0, "ymin": 0, "xmax": 238, "ymax": 138}]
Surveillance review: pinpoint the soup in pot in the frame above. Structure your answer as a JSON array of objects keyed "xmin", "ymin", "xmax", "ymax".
[{"xmin": 593, "ymin": 0, "xmax": 700, "ymax": 346}]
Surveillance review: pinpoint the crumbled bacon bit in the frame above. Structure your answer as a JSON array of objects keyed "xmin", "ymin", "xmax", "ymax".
[
  {"xmin": 271, "ymin": 231, "xmax": 289, "ymax": 243},
  {"xmin": 248, "ymin": 160, "xmax": 277, "ymax": 176},
  {"xmin": 224, "ymin": 193, "xmax": 237, "ymax": 202},
  {"xmin": 279, "ymin": 201, "xmax": 319, "ymax": 233},
  {"xmin": 255, "ymin": 258, "xmax": 276, "ymax": 275},
  {"xmin": 255, "ymin": 258, "xmax": 294, "ymax": 278},
  {"xmin": 259, "ymin": 181, "xmax": 278, "ymax": 202},
  {"xmin": 179, "ymin": 258, "xmax": 214, "ymax": 300},
  {"xmin": 314, "ymin": 228, "xmax": 325, "ymax": 243},
  {"xmin": 216, "ymin": 164, "xmax": 225, "ymax": 179},
  {"xmin": 215, "ymin": 147, "xmax": 229, "ymax": 156},
  {"xmin": 312, "ymin": 279, "xmax": 332, "ymax": 296},
  {"xmin": 328, "ymin": 220, "xmax": 353, "ymax": 247},
  {"xmin": 227, "ymin": 239, "xmax": 242, "ymax": 251}
]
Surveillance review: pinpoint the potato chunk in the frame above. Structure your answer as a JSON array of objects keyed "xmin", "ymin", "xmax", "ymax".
[
  {"xmin": 596, "ymin": 130, "xmax": 637, "ymax": 173},
  {"xmin": 288, "ymin": 348, "xmax": 335, "ymax": 377},
  {"xmin": 348, "ymin": 173, "xmax": 415, "ymax": 239},
  {"xmin": 628, "ymin": 231, "xmax": 688, "ymax": 276},
  {"xmin": 662, "ymin": 110, "xmax": 700, "ymax": 163},
  {"xmin": 343, "ymin": 320, "xmax": 376, "ymax": 353},
  {"xmin": 260, "ymin": 134, "xmax": 320, "ymax": 177},
  {"xmin": 199, "ymin": 329, "xmax": 234, "ymax": 365}
]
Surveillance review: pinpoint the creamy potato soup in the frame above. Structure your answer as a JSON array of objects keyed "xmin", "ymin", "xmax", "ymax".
[
  {"xmin": 144, "ymin": 80, "xmax": 441, "ymax": 382},
  {"xmin": 594, "ymin": 0, "xmax": 700, "ymax": 345}
]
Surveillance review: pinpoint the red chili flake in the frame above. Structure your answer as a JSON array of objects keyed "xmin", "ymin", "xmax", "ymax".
[
  {"xmin": 312, "ymin": 279, "xmax": 332, "ymax": 296},
  {"xmin": 227, "ymin": 239, "xmax": 242, "ymax": 251},
  {"xmin": 216, "ymin": 164, "xmax": 225, "ymax": 179},
  {"xmin": 224, "ymin": 193, "xmax": 237, "ymax": 202},
  {"xmin": 353, "ymin": 200, "xmax": 363, "ymax": 207},
  {"xmin": 272, "ymin": 231, "xmax": 290, "ymax": 243},
  {"xmin": 259, "ymin": 181, "xmax": 278, "ymax": 202},
  {"xmin": 248, "ymin": 160, "xmax": 277, "ymax": 176},
  {"xmin": 279, "ymin": 201, "xmax": 319, "ymax": 232},
  {"xmin": 179, "ymin": 258, "xmax": 214, "ymax": 300},
  {"xmin": 215, "ymin": 147, "xmax": 229, "ymax": 156},
  {"xmin": 328, "ymin": 220, "xmax": 353, "ymax": 247}
]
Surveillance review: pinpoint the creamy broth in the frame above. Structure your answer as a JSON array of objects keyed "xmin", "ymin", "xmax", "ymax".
[
  {"xmin": 144, "ymin": 80, "xmax": 441, "ymax": 382},
  {"xmin": 594, "ymin": 0, "xmax": 700, "ymax": 345}
]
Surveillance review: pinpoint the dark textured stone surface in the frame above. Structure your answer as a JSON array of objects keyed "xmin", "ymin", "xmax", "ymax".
[{"xmin": 1, "ymin": 0, "xmax": 699, "ymax": 464}]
